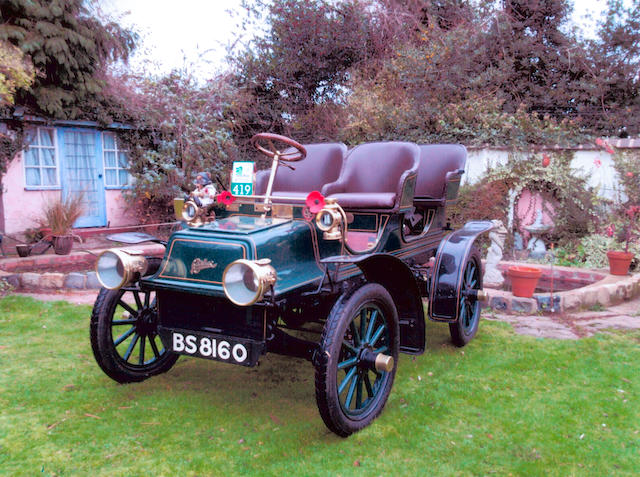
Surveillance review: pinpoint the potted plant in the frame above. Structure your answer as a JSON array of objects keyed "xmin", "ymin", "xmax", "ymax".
[
  {"xmin": 507, "ymin": 265, "xmax": 543, "ymax": 298},
  {"xmin": 606, "ymin": 205, "xmax": 639, "ymax": 275},
  {"xmin": 41, "ymin": 194, "xmax": 85, "ymax": 255}
]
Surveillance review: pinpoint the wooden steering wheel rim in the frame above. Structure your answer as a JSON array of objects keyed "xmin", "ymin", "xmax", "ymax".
[{"xmin": 250, "ymin": 133, "xmax": 307, "ymax": 162}]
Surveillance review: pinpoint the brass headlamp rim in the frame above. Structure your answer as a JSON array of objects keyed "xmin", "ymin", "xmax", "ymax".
[
  {"xmin": 95, "ymin": 248, "xmax": 148, "ymax": 290},
  {"xmin": 222, "ymin": 258, "xmax": 277, "ymax": 306},
  {"xmin": 181, "ymin": 199, "xmax": 202, "ymax": 224}
]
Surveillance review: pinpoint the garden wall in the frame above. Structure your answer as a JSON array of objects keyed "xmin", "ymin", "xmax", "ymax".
[{"xmin": 465, "ymin": 144, "xmax": 632, "ymax": 202}]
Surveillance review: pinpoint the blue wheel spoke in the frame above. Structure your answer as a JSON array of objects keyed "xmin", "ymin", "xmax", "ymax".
[
  {"xmin": 112, "ymin": 319, "xmax": 137, "ymax": 326},
  {"xmin": 373, "ymin": 345, "xmax": 388, "ymax": 354},
  {"xmin": 342, "ymin": 340, "xmax": 358, "ymax": 355},
  {"xmin": 338, "ymin": 367, "xmax": 357, "ymax": 394},
  {"xmin": 360, "ymin": 309, "xmax": 367, "ymax": 339},
  {"xmin": 363, "ymin": 372, "xmax": 374, "ymax": 398},
  {"xmin": 133, "ymin": 291, "xmax": 143, "ymax": 310},
  {"xmin": 365, "ymin": 309, "xmax": 378, "ymax": 342},
  {"xmin": 370, "ymin": 324, "xmax": 386, "ymax": 347},
  {"xmin": 117, "ymin": 300, "xmax": 138, "ymax": 318},
  {"xmin": 138, "ymin": 336, "xmax": 146, "ymax": 365},
  {"xmin": 338, "ymin": 356, "xmax": 358, "ymax": 370},
  {"xmin": 113, "ymin": 326, "xmax": 136, "ymax": 346},
  {"xmin": 345, "ymin": 373, "xmax": 359, "ymax": 409},
  {"xmin": 349, "ymin": 321, "xmax": 361, "ymax": 346},
  {"xmin": 123, "ymin": 333, "xmax": 140, "ymax": 361},
  {"xmin": 149, "ymin": 334, "xmax": 160, "ymax": 359},
  {"xmin": 356, "ymin": 374, "xmax": 363, "ymax": 409}
]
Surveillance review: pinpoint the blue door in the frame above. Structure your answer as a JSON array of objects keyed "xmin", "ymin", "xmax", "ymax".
[{"xmin": 59, "ymin": 129, "xmax": 107, "ymax": 228}]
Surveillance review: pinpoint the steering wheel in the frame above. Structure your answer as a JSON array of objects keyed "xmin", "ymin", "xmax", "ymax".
[{"xmin": 250, "ymin": 133, "xmax": 307, "ymax": 162}]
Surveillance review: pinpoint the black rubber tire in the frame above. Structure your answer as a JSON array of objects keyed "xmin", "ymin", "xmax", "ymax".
[
  {"xmin": 449, "ymin": 247, "xmax": 482, "ymax": 347},
  {"xmin": 315, "ymin": 283, "xmax": 399, "ymax": 437},
  {"xmin": 90, "ymin": 258, "xmax": 178, "ymax": 383}
]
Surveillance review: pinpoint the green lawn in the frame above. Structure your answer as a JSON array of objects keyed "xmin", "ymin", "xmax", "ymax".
[{"xmin": 0, "ymin": 295, "xmax": 638, "ymax": 476}]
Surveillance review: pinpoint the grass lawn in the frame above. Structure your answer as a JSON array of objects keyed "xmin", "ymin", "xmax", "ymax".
[{"xmin": 0, "ymin": 295, "xmax": 638, "ymax": 476}]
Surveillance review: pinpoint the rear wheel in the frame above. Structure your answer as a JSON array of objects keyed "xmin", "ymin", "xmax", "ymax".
[
  {"xmin": 90, "ymin": 258, "xmax": 178, "ymax": 383},
  {"xmin": 449, "ymin": 249, "xmax": 482, "ymax": 347},
  {"xmin": 315, "ymin": 283, "xmax": 399, "ymax": 437}
]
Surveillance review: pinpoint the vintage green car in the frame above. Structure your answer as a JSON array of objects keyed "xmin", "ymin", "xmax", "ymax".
[{"xmin": 90, "ymin": 133, "xmax": 492, "ymax": 436}]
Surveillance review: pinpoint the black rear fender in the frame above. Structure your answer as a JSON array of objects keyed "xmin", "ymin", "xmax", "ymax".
[{"xmin": 428, "ymin": 221, "xmax": 493, "ymax": 323}]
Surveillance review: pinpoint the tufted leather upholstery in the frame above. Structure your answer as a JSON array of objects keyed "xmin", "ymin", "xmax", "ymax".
[
  {"xmin": 414, "ymin": 144, "xmax": 467, "ymax": 205},
  {"xmin": 255, "ymin": 143, "xmax": 347, "ymax": 199},
  {"xmin": 323, "ymin": 142, "xmax": 420, "ymax": 211}
]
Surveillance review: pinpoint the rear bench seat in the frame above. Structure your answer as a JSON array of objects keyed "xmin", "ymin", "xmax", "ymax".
[{"xmin": 413, "ymin": 144, "xmax": 467, "ymax": 208}]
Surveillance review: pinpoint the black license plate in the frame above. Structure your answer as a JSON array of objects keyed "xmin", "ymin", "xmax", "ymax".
[{"xmin": 159, "ymin": 327, "xmax": 263, "ymax": 367}]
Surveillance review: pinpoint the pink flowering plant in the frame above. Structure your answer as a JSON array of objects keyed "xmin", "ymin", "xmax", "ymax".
[{"xmin": 607, "ymin": 205, "xmax": 640, "ymax": 253}]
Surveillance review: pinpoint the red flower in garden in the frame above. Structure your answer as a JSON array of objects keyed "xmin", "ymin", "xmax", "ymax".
[
  {"xmin": 541, "ymin": 154, "xmax": 551, "ymax": 167},
  {"xmin": 305, "ymin": 191, "xmax": 325, "ymax": 213},
  {"xmin": 627, "ymin": 172, "xmax": 634, "ymax": 178},
  {"xmin": 606, "ymin": 224, "xmax": 615, "ymax": 237},
  {"xmin": 217, "ymin": 191, "xmax": 236, "ymax": 205}
]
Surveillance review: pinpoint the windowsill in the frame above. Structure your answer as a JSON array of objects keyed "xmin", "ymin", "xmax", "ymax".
[
  {"xmin": 104, "ymin": 185, "xmax": 132, "ymax": 190},
  {"xmin": 24, "ymin": 186, "xmax": 62, "ymax": 191}
]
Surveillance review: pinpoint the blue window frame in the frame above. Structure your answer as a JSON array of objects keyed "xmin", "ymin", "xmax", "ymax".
[
  {"xmin": 24, "ymin": 127, "xmax": 60, "ymax": 188},
  {"xmin": 102, "ymin": 132, "xmax": 131, "ymax": 188}
]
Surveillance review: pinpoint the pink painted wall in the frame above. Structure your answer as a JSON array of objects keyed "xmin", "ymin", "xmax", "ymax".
[{"xmin": 2, "ymin": 150, "xmax": 138, "ymax": 235}]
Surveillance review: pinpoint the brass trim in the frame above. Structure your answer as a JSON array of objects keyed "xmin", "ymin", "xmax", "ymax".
[
  {"xmin": 374, "ymin": 353, "xmax": 394, "ymax": 373},
  {"xmin": 190, "ymin": 258, "xmax": 218, "ymax": 275}
]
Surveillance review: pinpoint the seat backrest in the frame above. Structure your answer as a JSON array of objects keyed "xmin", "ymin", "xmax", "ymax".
[
  {"xmin": 415, "ymin": 144, "xmax": 467, "ymax": 198},
  {"xmin": 337, "ymin": 142, "xmax": 419, "ymax": 193},
  {"xmin": 255, "ymin": 143, "xmax": 346, "ymax": 194}
]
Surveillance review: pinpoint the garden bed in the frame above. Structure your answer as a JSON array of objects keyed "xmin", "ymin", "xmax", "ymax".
[{"xmin": 484, "ymin": 261, "xmax": 640, "ymax": 313}]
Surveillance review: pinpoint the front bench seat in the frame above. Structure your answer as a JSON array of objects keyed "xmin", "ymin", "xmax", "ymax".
[
  {"xmin": 413, "ymin": 144, "xmax": 467, "ymax": 208},
  {"xmin": 323, "ymin": 142, "xmax": 420, "ymax": 211},
  {"xmin": 255, "ymin": 143, "xmax": 347, "ymax": 199}
]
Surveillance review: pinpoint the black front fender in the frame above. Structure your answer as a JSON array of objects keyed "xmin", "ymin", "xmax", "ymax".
[
  {"xmin": 428, "ymin": 221, "xmax": 494, "ymax": 323},
  {"xmin": 322, "ymin": 253, "xmax": 425, "ymax": 355}
]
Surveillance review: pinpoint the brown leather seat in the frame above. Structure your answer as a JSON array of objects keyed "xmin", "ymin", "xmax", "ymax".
[
  {"xmin": 414, "ymin": 144, "xmax": 467, "ymax": 206},
  {"xmin": 323, "ymin": 142, "xmax": 419, "ymax": 211},
  {"xmin": 255, "ymin": 143, "xmax": 347, "ymax": 199}
]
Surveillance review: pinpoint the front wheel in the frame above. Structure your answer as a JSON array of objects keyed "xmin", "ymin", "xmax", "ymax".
[
  {"xmin": 90, "ymin": 259, "xmax": 178, "ymax": 383},
  {"xmin": 315, "ymin": 283, "xmax": 399, "ymax": 437}
]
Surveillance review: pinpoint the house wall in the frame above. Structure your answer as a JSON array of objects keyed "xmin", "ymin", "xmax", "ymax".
[{"xmin": 2, "ymin": 150, "xmax": 138, "ymax": 235}]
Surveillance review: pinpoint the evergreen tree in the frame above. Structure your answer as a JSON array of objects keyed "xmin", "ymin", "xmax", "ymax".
[{"xmin": 0, "ymin": 0, "xmax": 136, "ymax": 119}]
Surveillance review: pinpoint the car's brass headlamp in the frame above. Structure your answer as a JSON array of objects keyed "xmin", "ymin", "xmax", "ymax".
[
  {"xmin": 315, "ymin": 198, "xmax": 346, "ymax": 240},
  {"xmin": 222, "ymin": 258, "xmax": 277, "ymax": 306},
  {"xmin": 181, "ymin": 199, "xmax": 204, "ymax": 225},
  {"xmin": 95, "ymin": 249, "xmax": 148, "ymax": 290}
]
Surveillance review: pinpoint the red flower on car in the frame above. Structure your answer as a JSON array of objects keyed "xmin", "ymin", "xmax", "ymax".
[
  {"xmin": 306, "ymin": 191, "xmax": 325, "ymax": 213},
  {"xmin": 217, "ymin": 191, "xmax": 236, "ymax": 205},
  {"xmin": 594, "ymin": 158, "xmax": 602, "ymax": 168}
]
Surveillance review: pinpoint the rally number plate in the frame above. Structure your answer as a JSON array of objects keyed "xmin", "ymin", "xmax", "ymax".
[{"xmin": 159, "ymin": 327, "xmax": 263, "ymax": 367}]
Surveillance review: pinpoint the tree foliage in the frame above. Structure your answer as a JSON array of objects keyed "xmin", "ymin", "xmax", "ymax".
[
  {"xmin": 0, "ymin": 0, "xmax": 136, "ymax": 119},
  {"xmin": 0, "ymin": 39, "xmax": 34, "ymax": 106}
]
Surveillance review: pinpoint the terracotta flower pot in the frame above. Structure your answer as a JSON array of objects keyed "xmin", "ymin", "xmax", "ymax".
[
  {"xmin": 507, "ymin": 266, "xmax": 542, "ymax": 298},
  {"xmin": 52, "ymin": 234, "xmax": 74, "ymax": 255},
  {"xmin": 606, "ymin": 250, "xmax": 633, "ymax": 276}
]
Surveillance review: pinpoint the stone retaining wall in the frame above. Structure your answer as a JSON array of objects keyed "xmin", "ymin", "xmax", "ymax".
[{"xmin": 0, "ymin": 244, "xmax": 165, "ymax": 291}]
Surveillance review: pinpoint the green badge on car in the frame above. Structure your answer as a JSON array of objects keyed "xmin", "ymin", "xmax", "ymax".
[{"xmin": 230, "ymin": 161, "xmax": 254, "ymax": 196}]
